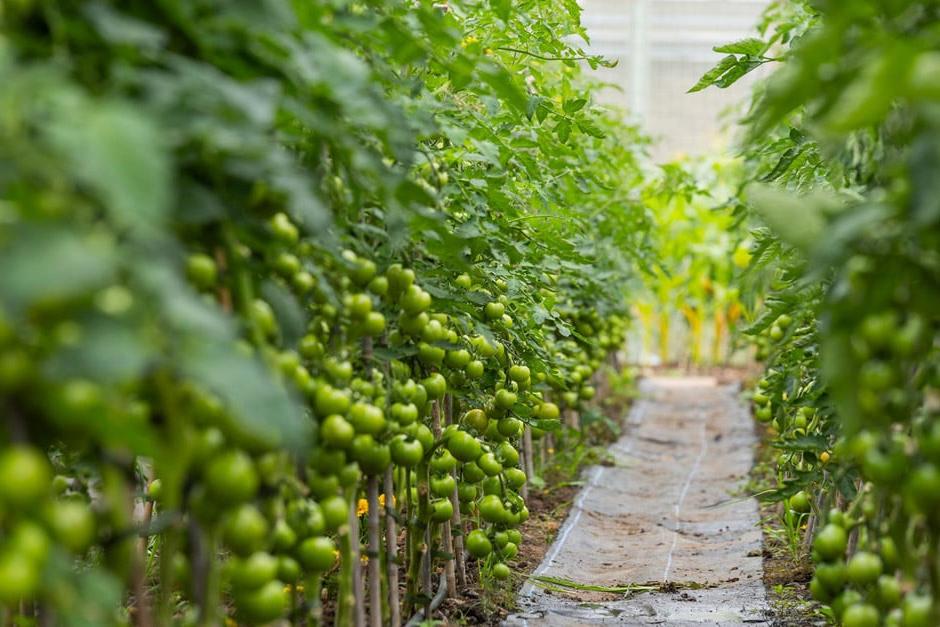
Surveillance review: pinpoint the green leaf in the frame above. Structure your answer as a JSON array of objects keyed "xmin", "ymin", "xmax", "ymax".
[
  {"xmin": 0, "ymin": 224, "xmax": 116, "ymax": 314},
  {"xmin": 563, "ymin": 98, "xmax": 587, "ymax": 114},
  {"xmin": 47, "ymin": 99, "xmax": 171, "ymax": 237},
  {"xmin": 688, "ymin": 55, "xmax": 737, "ymax": 93},
  {"xmin": 713, "ymin": 37, "xmax": 767, "ymax": 56}
]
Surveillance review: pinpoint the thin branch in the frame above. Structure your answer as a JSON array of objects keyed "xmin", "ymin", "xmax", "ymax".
[{"xmin": 497, "ymin": 46, "xmax": 593, "ymax": 62}]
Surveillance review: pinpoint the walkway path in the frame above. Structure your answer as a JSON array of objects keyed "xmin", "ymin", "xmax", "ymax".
[{"xmin": 507, "ymin": 376, "xmax": 771, "ymax": 626}]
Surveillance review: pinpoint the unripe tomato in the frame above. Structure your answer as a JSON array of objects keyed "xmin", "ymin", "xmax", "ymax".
[
  {"xmin": 286, "ymin": 499, "xmax": 326, "ymax": 537},
  {"xmin": 422, "ymin": 373, "xmax": 447, "ymax": 399},
  {"xmin": 430, "ymin": 449, "xmax": 458, "ymax": 474},
  {"xmin": 495, "ymin": 389, "xmax": 517, "ymax": 411},
  {"xmin": 390, "ymin": 435, "xmax": 424, "ymax": 467},
  {"xmin": 430, "ymin": 474, "xmax": 456, "ymax": 498},
  {"xmin": 314, "ymin": 385, "xmax": 352, "ymax": 417},
  {"xmin": 809, "ymin": 576, "xmax": 831, "ymax": 603},
  {"xmin": 351, "ymin": 258, "xmax": 377, "ymax": 286},
  {"xmin": 351, "ymin": 435, "xmax": 390, "ymax": 475},
  {"xmin": 204, "ymin": 450, "xmax": 259, "ymax": 505},
  {"xmin": 501, "ymin": 542, "xmax": 518, "ymax": 559},
  {"xmin": 788, "ymin": 491, "xmax": 811, "ymax": 514},
  {"xmin": 874, "ymin": 575, "xmax": 901, "ymax": 609},
  {"xmin": 465, "ymin": 360, "xmax": 485, "ymax": 379},
  {"xmin": 0, "ymin": 550, "xmax": 39, "ymax": 604},
  {"xmin": 496, "ymin": 441, "xmax": 520, "ymax": 467},
  {"xmin": 235, "ymin": 579, "xmax": 288, "ymax": 624},
  {"xmin": 250, "ymin": 300, "xmax": 278, "ymax": 338},
  {"xmin": 497, "ymin": 417, "xmax": 522, "ymax": 438},
  {"xmin": 462, "ymin": 461, "xmax": 485, "ymax": 483},
  {"xmin": 462, "ymin": 409, "xmax": 489, "ymax": 433},
  {"xmin": 816, "ymin": 561, "xmax": 846, "ymax": 592},
  {"xmin": 401, "ymin": 285, "xmax": 431, "ymax": 314},
  {"xmin": 447, "ymin": 431, "xmax": 482, "ymax": 463},
  {"xmin": 368, "ymin": 275, "xmax": 389, "ymax": 296},
  {"xmin": 229, "ymin": 552, "xmax": 279, "ymax": 591},
  {"xmin": 455, "ymin": 274, "xmax": 472, "ymax": 289},
  {"xmin": 320, "ymin": 495, "xmax": 349, "ymax": 532},
  {"xmin": 269, "ymin": 212, "xmax": 299, "ymax": 244},
  {"xmin": 185, "ymin": 253, "xmax": 217, "ymax": 289},
  {"xmin": 271, "ymin": 519, "xmax": 297, "ymax": 552},
  {"xmin": 478, "ymin": 494, "xmax": 505, "ymax": 523},
  {"xmin": 277, "ymin": 556, "xmax": 301, "ymax": 584},
  {"xmin": 224, "ymin": 504, "xmax": 269, "ymax": 556},
  {"xmin": 814, "ymin": 524, "xmax": 847, "ymax": 562},
  {"xmin": 536, "ymin": 402, "xmax": 560, "ymax": 420},
  {"xmin": 906, "ymin": 464, "xmax": 940, "ymax": 513},
  {"xmin": 458, "ymin": 483, "xmax": 478, "ymax": 502},
  {"xmin": 386, "ymin": 264, "xmax": 415, "ymax": 296},
  {"xmin": 491, "ymin": 563, "xmax": 511, "ymax": 580},
  {"xmin": 478, "ymin": 452, "xmax": 502, "ymax": 477},
  {"xmin": 445, "ymin": 349, "xmax": 472, "ymax": 369},
  {"xmin": 429, "ymin": 498, "xmax": 454, "ymax": 522},
  {"xmin": 466, "ymin": 529, "xmax": 492, "ymax": 558},
  {"xmin": 45, "ymin": 499, "xmax": 95, "ymax": 553},
  {"xmin": 504, "ymin": 468, "xmax": 527, "ymax": 489},
  {"xmin": 320, "ymin": 415, "xmax": 355, "ymax": 449},
  {"xmin": 348, "ymin": 402, "xmax": 386, "ymax": 436},
  {"xmin": 841, "ymin": 603, "xmax": 880, "ymax": 627},
  {"xmin": 10, "ymin": 522, "xmax": 50, "ymax": 564},
  {"xmin": 297, "ymin": 536, "xmax": 336, "ymax": 573},
  {"xmin": 579, "ymin": 385, "xmax": 595, "ymax": 400},
  {"xmin": 391, "ymin": 402, "xmax": 419, "ymax": 425},
  {"xmin": 485, "ymin": 302, "xmax": 505, "ymax": 320},
  {"xmin": 847, "ymin": 551, "xmax": 883, "ymax": 586},
  {"xmin": 0, "ymin": 445, "xmax": 51, "ymax": 508},
  {"xmin": 900, "ymin": 594, "xmax": 932, "ymax": 627},
  {"xmin": 508, "ymin": 365, "xmax": 530, "ymax": 383},
  {"xmin": 359, "ymin": 311, "xmax": 385, "ymax": 336}
]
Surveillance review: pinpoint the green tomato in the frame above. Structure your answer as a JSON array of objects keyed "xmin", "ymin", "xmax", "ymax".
[
  {"xmin": 429, "ymin": 498, "xmax": 454, "ymax": 522},
  {"xmin": 390, "ymin": 435, "xmax": 424, "ymax": 467},
  {"xmin": 320, "ymin": 415, "xmax": 355, "ymax": 449},
  {"xmin": 348, "ymin": 402, "xmax": 386, "ymax": 436},
  {"xmin": 430, "ymin": 449, "xmax": 458, "ymax": 474},
  {"xmin": 235, "ymin": 579, "xmax": 288, "ymax": 624},
  {"xmin": 205, "ymin": 451, "xmax": 259, "ymax": 505},
  {"xmin": 430, "ymin": 474, "xmax": 457, "ymax": 498},
  {"xmin": 0, "ymin": 445, "xmax": 51, "ymax": 508},
  {"xmin": 814, "ymin": 524, "xmax": 847, "ymax": 562},
  {"xmin": 465, "ymin": 529, "xmax": 492, "ymax": 558},
  {"xmin": 0, "ymin": 550, "xmax": 39, "ymax": 604},
  {"xmin": 846, "ymin": 551, "xmax": 883, "ymax": 587},
  {"xmin": 462, "ymin": 461, "xmax": 485, "ymax": 483},
  {"xmin": 422, "ymin": 373, "xmax": 447, "ymax": 399},
  {"xmin": 351, "ymin": 435, "xmax": 390, "ymax": 476},
  {"xmin": 477, "ymin": 452, "xmax": 503, "ymax": 477},
  {"xmin": 229, "ymin": 552, "xmax": 278, "ymax": 591},
  {"xmin": 485, "ymin": 302, "xmax": 505, "ymax": 320},
  {"xmin": 465, "ymin": 360, "xmax": 485, "ymax": 379},
  {"xmin": 462, "ymin": 409, "xmax": 489, "ymax": 433},
  {"xmin": 447, "ymin": 431, "xmax": 482, "ymax": 463},
  {"xmin": 478, "ymin": 494, "xmax": 505, "ymax": 523},
  {"xmin": 186, "ymin": 253, "xmax": 217, "ymax": 289},
  {"xmin": 296, "ymin": 536, "xmax": 336, "ymax": 573},
  {"xmin": 224, "ymin": 504, "xmax": 269, "ymax": 557}
]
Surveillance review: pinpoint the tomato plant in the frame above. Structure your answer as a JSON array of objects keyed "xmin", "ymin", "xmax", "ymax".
[
  {"xmin": 699, "ymin": 0, "xmax": 940, "ymax": 623},
  {"xmin": 0, "ymin": 0, "xmax": 649, "ymax": 625}
]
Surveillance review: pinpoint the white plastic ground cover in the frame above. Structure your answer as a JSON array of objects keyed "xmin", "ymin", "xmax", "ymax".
[{"xmin": 506, "ymin": 377, "xmax": 771, "ymax": 626}]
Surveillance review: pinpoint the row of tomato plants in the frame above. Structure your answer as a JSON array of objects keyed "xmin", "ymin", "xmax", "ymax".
[
  {"xmin": 702, "ymin": 1, "xmax": 940, "ymax": 625},
  {"xmin": 0, "ymin": 1, "xmax": 653, "ymax": 625}
]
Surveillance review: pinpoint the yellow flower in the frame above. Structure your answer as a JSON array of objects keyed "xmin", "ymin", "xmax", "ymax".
[
  {"xmin": 357, "ymin": 494, "xmax": 395, "ymax": 517},
  {"xmin": 461, "ymin": 35, "xmax": 479, "ymax": 48}
]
